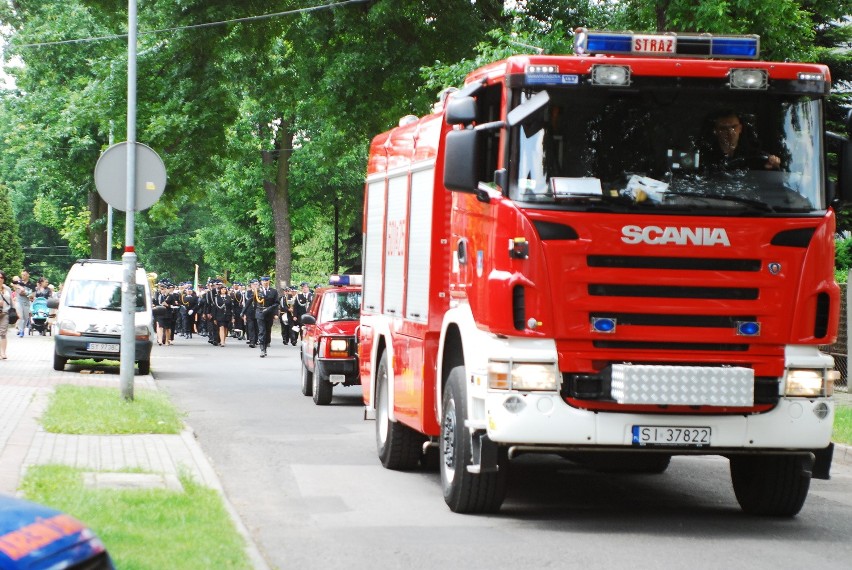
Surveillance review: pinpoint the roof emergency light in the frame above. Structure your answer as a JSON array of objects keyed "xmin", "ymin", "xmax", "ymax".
[
  {"xmin": 329, "ymin": 274, "xmax": 363, "ymax": 286},
  {"xmin": 574, "ymin": 28, "xmax": 760, "ymax": 60}
]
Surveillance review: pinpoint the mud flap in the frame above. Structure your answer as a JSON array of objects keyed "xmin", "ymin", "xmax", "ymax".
[
  {"xmin": 467, "ymin": 431, "xmax": 499, "ymax": 474},
  {"xmin": 812, "ymin": 443, "xmax": 833, "ymax": 480}
]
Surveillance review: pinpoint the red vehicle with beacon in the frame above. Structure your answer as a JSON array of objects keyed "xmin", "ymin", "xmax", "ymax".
[
  {"xmin": 359, "ymin": 29, "xmax": 852, "ymax": 515},
  {"xmin": 300, "ymin": 275, "xmax": 362, "ymax": 405}
]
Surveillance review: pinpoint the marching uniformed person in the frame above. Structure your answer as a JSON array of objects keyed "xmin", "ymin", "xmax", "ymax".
[
  {"xmin": 243, "ymin": 278, "xmax": 259, "ymax": 348},
  {"xmin": 179, "ymin": 282, "xmax": 197, "ymax": 338},
  {"xmin": 292, "ymin": 282, "xmax": 311, "ymax": 340},
  {"xmin": 254, "ymin": 276, "xmax": 279, "ymax": 357},
  {"xmin": 212, "ymin": 281, "xmax": 233, "ymax": 347}
]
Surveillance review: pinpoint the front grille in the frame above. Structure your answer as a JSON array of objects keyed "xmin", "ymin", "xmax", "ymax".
[
  {"xmin": 589, "ymin": 312, "xmax": 756, "ymax": 328},
  {"xmin": 588, "ymin": 255, "xmax": 761, "ymax": 271},
  {"xmin": 589, "ymin": 284, "xmax": 759, "ymax": 300},
  {"xmin": 593, "ymin": 340, "xmax": 749, "ymax": 351}
]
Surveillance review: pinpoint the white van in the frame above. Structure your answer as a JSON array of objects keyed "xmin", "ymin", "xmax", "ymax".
[{"xmin": 50, "ymin": 259, "xmax": 154, "ymax": 374}]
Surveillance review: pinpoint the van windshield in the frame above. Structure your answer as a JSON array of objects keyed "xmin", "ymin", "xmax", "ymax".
[{"xmin": 64, "ymin": 280, "xmax": 147, "ymax": 312}]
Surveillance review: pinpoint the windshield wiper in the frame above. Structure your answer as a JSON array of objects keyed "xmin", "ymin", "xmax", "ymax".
[
  {"xmin": 67, "ymin": 304, "xmax": 96, "ymax": 309},
  {"xmin": 665, "ymin": 192, "xmax": 775, "ymax": 213}
]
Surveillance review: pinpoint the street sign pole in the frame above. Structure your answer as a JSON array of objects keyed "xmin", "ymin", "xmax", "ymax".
[{"xmin": 120, "ymin": 0, "xmax": 138, "ymax": 401}]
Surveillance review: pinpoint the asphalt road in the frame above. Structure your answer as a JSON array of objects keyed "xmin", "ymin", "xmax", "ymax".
[{"xmin": 153, "ymin": 332, "xmax": 852, "ymax": 570}]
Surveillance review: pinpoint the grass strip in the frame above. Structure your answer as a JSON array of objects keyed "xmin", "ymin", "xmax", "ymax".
[
  {"xmin": 834, "ymin": 405, "xmax": 852, "ymax": 445},
  {"xmin": 41, "ymin": 385, "xmax": 183, "ymax": 434},
  {"xmin": 21, "ymin": 465, "xmax": 251, "ymax": 570}
]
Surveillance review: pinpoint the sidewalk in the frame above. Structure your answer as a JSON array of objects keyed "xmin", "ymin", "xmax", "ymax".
[{"xmin": 0, "ymin": 332, "xmax": 269, "ymax": 570}]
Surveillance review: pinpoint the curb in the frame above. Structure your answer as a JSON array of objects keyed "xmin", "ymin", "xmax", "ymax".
[{"xmin": 178, "ymin": 426, "xmax": 272, "ymax": 570}]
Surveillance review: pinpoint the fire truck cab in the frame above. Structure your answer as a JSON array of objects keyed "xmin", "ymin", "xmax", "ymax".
[{"xmin": 360, "ymin": 29, "xmax": 852, "ymax": 516}]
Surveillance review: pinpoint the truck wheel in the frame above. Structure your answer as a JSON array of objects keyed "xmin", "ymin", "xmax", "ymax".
[
  {"xmin": 53, "ymin": 352, "xmax": 67, "ymax": 371},
  {"xmin": 137, "ymin": 360, "xmax": 151, "ymax": 375},
  {"xmin": 375, "ymin": 352, "xmax": 424, "ymax": 470},
  {"xmin": 441, "ymin": 365, "xmax": 508, "ymax": 513},
  {"xmin": 730, "ymin": 454, "xmax": 812, "ymax": 516},
  {"xmin": 312, "ymin": 359, "xmax": 333, "ymax": 406},
  {"xmin": 300, "ymin": 351, "xmax": 313, "ymax": 397}
]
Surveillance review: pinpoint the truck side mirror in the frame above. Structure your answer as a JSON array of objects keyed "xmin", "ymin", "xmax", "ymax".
[
  {"xmin": 300, "ymin": 314, "xmax": 316, "ymax": 326},
  {"xmin": 445, "ymin": 96, "xmax": 477, "ymax": 125},
  {"xmin": 443, "ymin": 129, "xmax": 479, "ymax": 192},
  {"xmin": 47, "ymin": 298, "xmax": 59, "ymax": 309}
]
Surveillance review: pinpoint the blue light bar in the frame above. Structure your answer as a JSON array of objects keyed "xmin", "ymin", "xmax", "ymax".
[
  {"xmin": 329, "ymin": 274, "xmax": 362, "ymax": 286},
  {"xmin": 573, "ymin": 28, "xmax": 760, "ymax": 60}
]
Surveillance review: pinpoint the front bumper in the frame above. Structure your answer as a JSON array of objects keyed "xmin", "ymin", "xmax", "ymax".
[
  {"xmin": 316, "ymin": 357, "xmax": 359, "ymax": 385},
  {"xmin": 483, "ymin": 392, "xmax": 834, "ymax": 451},
  {"xmin": 55, "ymin": 334, "xmax": 153, "ymax": 361}
]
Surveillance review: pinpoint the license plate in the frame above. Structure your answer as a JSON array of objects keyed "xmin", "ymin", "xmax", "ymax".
[
  {"xmin": 329, "ymin": 374, "xmax": 345, "ymax": 383},
  {"xmin": 632, "ymin": 425, "xmax": 711, "ymax": 447},
  {"xmin": 87, "ymin": 343, "xmax": 120, "ymax": 353}
]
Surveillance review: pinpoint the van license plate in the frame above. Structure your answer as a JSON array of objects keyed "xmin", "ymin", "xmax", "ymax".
[
  {"xmin": 632, "ymin": 426, "xmax": 711, "ymax": 446},
  {"xmin": 87, "ymin": 343, "xmax": 120, "ymax": 353},
  {"xmin": 330, "ymin": 374, "xmax": 345, "ymax": 382}
]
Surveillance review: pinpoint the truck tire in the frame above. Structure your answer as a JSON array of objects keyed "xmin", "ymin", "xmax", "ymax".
[
  {"xmin": 441, "ymin": 365, "xmax": 508, "ymax": 514},
  {"xmin": 730, "ymin": 454, "xmax": 812, "ymax": 516},
  {"xmin": 375, "ymin": 352, "xmax": 424, "ymax": 470},
  {"xmin": 137, "ymin": 359, "xmax": 150, "ymax": 375},
  {"xmin": 300, "ymin": 351, "xmax": 313, "ymax": 397},
  {"xmin": 312, "ymin": 358, "xmax": 333, "ymax": 405},
  {"xmin": 53, "ymin": 351, "xmax": 67, "ymax": 371}
]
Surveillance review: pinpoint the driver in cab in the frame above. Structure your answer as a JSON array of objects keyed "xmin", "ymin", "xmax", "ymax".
[{"xmin": 704, "ymin": 110, "xmax": 781, "ymax": 171}]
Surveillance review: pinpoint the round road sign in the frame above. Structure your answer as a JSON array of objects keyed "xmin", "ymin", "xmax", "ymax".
[{"xmin": 94, "ymin": 142, "xmax": 167, "ymax": 211}]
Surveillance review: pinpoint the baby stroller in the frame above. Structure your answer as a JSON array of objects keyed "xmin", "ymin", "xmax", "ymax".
[{"xmin": 29, "ymin": 297, "xmax": 51, "ymax": 336}]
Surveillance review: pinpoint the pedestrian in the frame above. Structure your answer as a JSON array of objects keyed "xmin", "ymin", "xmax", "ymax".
[
  {"xmin": 244, "ymin": 279, "xmax": 259, "ymax": 348},
  {"xmin": 231, "ymin": 283, "xmax": 245, "ymax": 340},
  {"xmin": 293, "ymin": 282, "xmax": 311, "ymax": 340},
  {"xmin": 0, "ymin": 270, "xmax": 14, "ymax": 359},
  {"xmin": 154, "ymin": 281, "xmax": 176, "ymax": 346},
  {"xmin": 254, "ymin": 276, "xmax": 279, "ymax": 357},
  {"xmin": 212, "ymin": 282, "xmax": 232, "ymax": 347},
  {"xmin": 179, "ymin": 282, "xmax": 197, "ymax": 338},
  {"xmin": 13, "ymin": 269, "xmax": 35, "ymax": 337}
]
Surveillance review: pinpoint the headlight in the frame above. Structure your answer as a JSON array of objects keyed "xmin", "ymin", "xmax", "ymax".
[
  {"xmin": 322, "ymin": 338, "xmax": 350, "ymax": 358},
  {"xmin": 58, "ymin": 320, "xmax": 81, "ymax": 336},
  {"xmin": 488, "ymin": 360, "xmax": 559, "ymax": 391},
  {"xmin": 784, "ymin": 369, "xmax": 836, "ymax": 397},
  {"xmin": 134, "ymin": 325, "xmax": 150, "ymax": 341}
]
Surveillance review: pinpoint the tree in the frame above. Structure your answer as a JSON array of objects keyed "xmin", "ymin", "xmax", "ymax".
[{"xmin": 0, "ymin": 184, "xmax": 24, "ymax": 275}]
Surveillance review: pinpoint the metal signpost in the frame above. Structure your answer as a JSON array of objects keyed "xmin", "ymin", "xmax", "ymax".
[{"xmin": 92, "ymin": 0, "xmax": 167, "ymax": 400}]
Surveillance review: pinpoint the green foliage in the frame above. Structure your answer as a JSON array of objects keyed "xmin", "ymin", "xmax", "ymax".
[
  {"xmin": 1, "ymin": 0, "xmax": 851, "ymax": 282},
  {"xmin": 21, "ymin": 465, "xmax": 251, "ymax": 570},
  {"xmin": 41, "ymin": 385, "xmax": 184, "ymax": 435},
  {"xmin": 0, "ymin": 184, "xmax": 25, "ymax": 275},
  {"xmin": 835, "ymin": 405, "xmax": 852, "ymax": 445}
]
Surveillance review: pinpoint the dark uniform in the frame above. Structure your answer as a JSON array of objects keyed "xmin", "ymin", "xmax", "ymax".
[
  {"xmin": 292, "ymin": 282, "xmax": 311, "ymax": 340},
  {"xmin": 243, "ymin": 279, "xmax": 259, "ymax": 347},
  {"xmin": 179, "ymin": 284, "xmax": 197, "ymax": 338},
  {"xmin": 254, "ymin": 276, "xmax": 279, "ymax": 357},
  {"xmin": 211, "ymin": 284, "xmax": 233, "ymax": 346}
]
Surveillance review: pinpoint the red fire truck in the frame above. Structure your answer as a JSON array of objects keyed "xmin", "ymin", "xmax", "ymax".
[{"xmin": 359, "ymin": 29, "xmax": 852, "ymax": 516}]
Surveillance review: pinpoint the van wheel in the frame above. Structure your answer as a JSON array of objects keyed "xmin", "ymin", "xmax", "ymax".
[
  {"xmin": 441, "ymin": 365, "xmax": 508, "ymax": 513},
  {"xmin": 137, "ymin": 360, "xmax": 150, "ymax": 375},
  {"xmin": 375, "ymin": 352, "xmax": 424, "ymax": 470},
  {"xmin": 53, "ymin": 352, "xmax": 67, "ymax": 371}
]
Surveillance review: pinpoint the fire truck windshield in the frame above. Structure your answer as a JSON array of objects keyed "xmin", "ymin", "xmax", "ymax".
[{"xmin": 510, "ymin": 88, "xmax": 824, "ymax": 214}]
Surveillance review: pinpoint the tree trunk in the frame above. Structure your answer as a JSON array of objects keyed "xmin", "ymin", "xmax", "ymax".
[
  {"xmin": 655, "ymin": 1, "xmax": 670, "ymax": 32},
  {"xmin": 87, "ymin": 191, "xmax": 108, "ymax": 259},
  {"xmin": 262, "ymin": 119, "xmax": 293, "ymax": 288}
]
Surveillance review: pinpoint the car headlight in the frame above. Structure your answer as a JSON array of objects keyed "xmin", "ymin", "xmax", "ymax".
[
  {"xmin": 134, "ymin": 325, "xmax": 151, "ymax": 341},
  {"xmin": 488, "ymin": 360, "xmax": 559, "ymax": 391},
  {"xmin": 784, "ymin": 368, "xmax": 836, "ymax": 397},
  {"xmin": 58, "ymin": 320, "xmax": 81, "ymax": 336}
]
